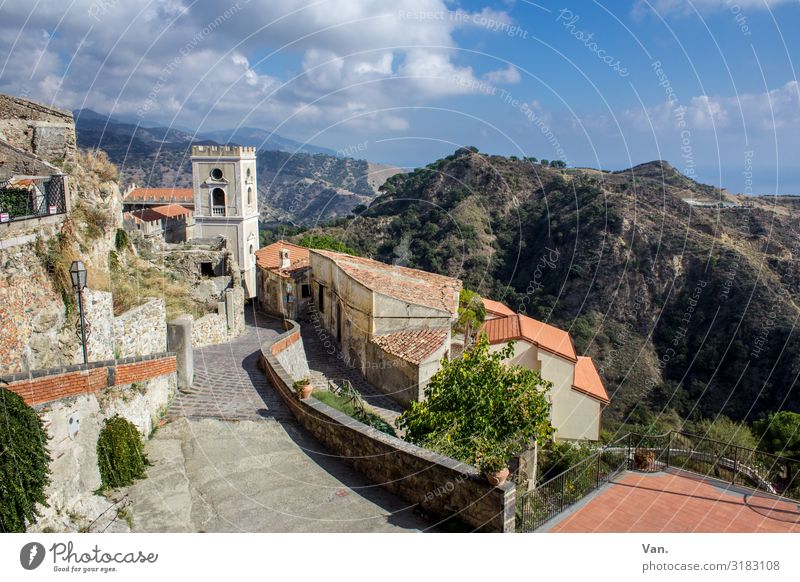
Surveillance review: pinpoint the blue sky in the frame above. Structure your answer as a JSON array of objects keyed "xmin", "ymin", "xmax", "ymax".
[{"xmin": 1, "ymin": 0, "xmax": 798, "ymax": 193}]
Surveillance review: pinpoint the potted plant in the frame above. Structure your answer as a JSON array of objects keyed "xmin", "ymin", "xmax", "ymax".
[
  {"xmin": 633, "ymin": 448, "xmax": 656, "ymax": 472},
  {"xmin": 475, "ymin": 438, "xmax": 511, "ymax": 486},
  {"xmin": 293, "ymin": 378, "xmax": 313, "ymax": 400}
]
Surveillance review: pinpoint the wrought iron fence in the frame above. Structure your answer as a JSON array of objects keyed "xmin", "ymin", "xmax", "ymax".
[
  {"xmin": 516, "ymin": 435, "xmax": 629, "ymax": 532},
  {"xmin": 516, "ymin": 430, "xmax": 800, "ymax": 532},
  {"xmin": 0, "ymin": 174, "xmax": 67, "ymax": 223}
]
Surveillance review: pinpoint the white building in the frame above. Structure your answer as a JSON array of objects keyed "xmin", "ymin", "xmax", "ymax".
[{"xmin": 191, "ymin": 145, "xmax": 260, "ymax": 298}]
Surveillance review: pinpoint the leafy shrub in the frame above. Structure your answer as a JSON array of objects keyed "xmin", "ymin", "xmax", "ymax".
[
  {"xmin": 298, "ymin": 234, "xmax": 358, "ymax": 255},
  {"xmin": 115, "ymin": 229, "xmax": 130, "ymax": 252},
  {"xmin": 96, "ymin": 415, "xmax": 148, "ymax": 489},
  {"xmin": 0, "ymin": 386, "xmax": 51, "ymax": 532},
  {"xmin": 398, "ymin": 336, "xmax": 553, "ymax": 472}
]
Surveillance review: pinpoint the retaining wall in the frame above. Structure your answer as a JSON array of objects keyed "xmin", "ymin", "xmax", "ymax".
[{"xmin": 260, "ymin": 319, "xmax": 515, "ymax": 533}]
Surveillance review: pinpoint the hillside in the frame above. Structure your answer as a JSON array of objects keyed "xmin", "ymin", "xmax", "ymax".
[
  {"xmin": 310, "ymin": 148, "xmax": 800, "ymax": 424},
  {"xmin": 75, "ymin": 110, "xmax": 399, "ymax": 224}
]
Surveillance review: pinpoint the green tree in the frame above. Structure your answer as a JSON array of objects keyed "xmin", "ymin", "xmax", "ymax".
[
  {"xmin": 297, "ymin": 234, "xmax": 358, "ymax": 255},
  {"xmin": 455, "ymin": 289, "xmax": 486, "ymax": 347},
  {"xmin": 0, "ymin": 386, "xmax": 51, "ymax": 532},
  {"xmin": 754, "ymin": 411, "xmax": 800, "ymax": 459},
  {"xmin": 397, "ymin": 336, "xmax": 554, "ymax": 472},
  {"xmin": 688, "ymin": 415, "xmax": 758, "ymax": 450}
]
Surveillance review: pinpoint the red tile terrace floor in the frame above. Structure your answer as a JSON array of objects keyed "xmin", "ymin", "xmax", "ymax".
[{"xmin": 544, "ymin": 470, "xmax": 800, "ymax": 533}]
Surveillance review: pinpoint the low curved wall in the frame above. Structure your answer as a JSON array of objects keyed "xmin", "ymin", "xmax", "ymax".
[{"xmin": 260, "ymin": 318, "xmax": 515, "ymax": 533}]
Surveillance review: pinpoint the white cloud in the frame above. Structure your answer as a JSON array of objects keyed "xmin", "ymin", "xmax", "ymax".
[
  {"xmin": 624, "ymin": 81, "xmax": 800, "ymax": 132},
  {"xmin": 636, "ymin": 0, "xmax": 794, "ymax": 16},
  {"xmin": 484, "ymin": 65, "xmax": 521, "ymax": 85},
  {"xmin": 0, "ymin": 0, "xmax": 516, "ymax": 137}
]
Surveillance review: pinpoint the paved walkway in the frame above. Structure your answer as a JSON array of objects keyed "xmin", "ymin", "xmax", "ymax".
[
  {"xmin": 152, "ymin": 306, "xmax": 429, "ymax": 532},
  {"xmin": 169, "ymin": 310, "xmax": 290, "ymax": 421},
  {"xmin": 300, "ymin": 321, "xmax": 405, "ymax": 430},
  {"xmin": 127, "ymin": 418, "xmax": 429, "ymax": 532}
]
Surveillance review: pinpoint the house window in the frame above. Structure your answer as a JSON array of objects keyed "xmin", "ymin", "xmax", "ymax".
[
  {"xmin": 301, "ymin": 284, "xmax": 310, "ymax": 298},
  {"xmin": 317, "ymin": 283, "xmax": 325, "ymax": 313},
  {"xmin": 210, "ymin": 168, "xmax": 223, "ymax": 180},
  {"xmin": 211, "ymin": 188, "xmax": 225, "ymax": 216}
]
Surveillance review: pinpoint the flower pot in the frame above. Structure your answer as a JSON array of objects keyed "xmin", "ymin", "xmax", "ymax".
[
  {"xmin": 485, "ymin": 467, "xmax": 509, "ymax": 486},
  {"xmin": 298, "ymin": 384, "xmax": 313, "ymax": 400}
]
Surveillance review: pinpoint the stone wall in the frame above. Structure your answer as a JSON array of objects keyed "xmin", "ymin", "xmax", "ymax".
[
  {"xmin": 270, "ymin": 327, "xmax": 310, "ymax": 381},
  {"xmin": 27, "ymin": 370, "xmax": 175, "ymax": 532},
  {"xmin": 0, "ymin": 94, "xmax": 76, "ymax": 163},
  {"xmin": 113, "ymin": 298, "xmax": 167, "ymax": 358},
  {"xmin": 260, "ymin": 320, "xmax": 515, "ymax": 533},
  {"xmin": 191, "ymin": 313, "xmax": 228, "ymax": 347}
]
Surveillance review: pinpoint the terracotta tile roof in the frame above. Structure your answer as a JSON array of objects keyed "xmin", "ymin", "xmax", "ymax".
[
  {"xmin": 312, "ymin": 249, "xmax": 462, "ymax": 314},
  {"xmin": 482, "ymin": 297, "xmax": 515, "ymax": 317},
  {"xmin": 124, "ymin": 187, "xmax": 194, "ymax": 205},
  {"xmin": 371, "ymin": 328, "xmax": 450, "ymax": 365},
  {"xmin": 481, "ymin": 313, "xmax": 577, "ymax": 362},
  {"xmin": 255, "ymin": 240, "xmax": 310, "ymax": 274},
  {"xmin": 126, "ymin": 204, "xmax": 191, "ymax": 223},
  {"xmin": 572, "ymin": 356, "xmax": 609, "ymax": 403}
]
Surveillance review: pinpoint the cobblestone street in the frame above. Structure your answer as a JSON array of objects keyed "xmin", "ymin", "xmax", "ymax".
[{"xmin": 168, "ymin": 308, "xmax": 290, "ymax": 421}]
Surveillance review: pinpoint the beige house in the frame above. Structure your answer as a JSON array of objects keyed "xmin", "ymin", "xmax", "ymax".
[
  {"xmin": 481, "ymin": 300, "xmax": 609, "ymax": 441},
  {"xmin": 254, "ymin": 241, "xmax": 311, "ymax": 320},
  {"xmin": 309, "ymin": 249, "xmax": 462, "ymax": 405},
  {"xmin": 123, "ymin": 203, "xmax": 194, "ymax": 243}
]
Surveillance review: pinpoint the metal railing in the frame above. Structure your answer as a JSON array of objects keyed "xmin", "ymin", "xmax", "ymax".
[
  {"xmin": 516, "ymin": 431, "xmax": 800, "ymax": 532},
  {"xmin": 0, "ymin": 174, "xmax": 67, "ymax": 223},
  {"xmin": 516, "ymin": 435, "xmax": 629, "ymax": 532}
]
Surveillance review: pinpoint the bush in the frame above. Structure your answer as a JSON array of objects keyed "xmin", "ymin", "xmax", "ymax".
[
  {"xmin": 0, "ymin": 386, "xmax": 51, "ymax": 532},
  {"xmin": 398, "ymin": 336, "xmax": 554, "ymax": 471},
  {"xmin": 96, "ymin": 415, "xmax": 148, "ymax": 489}
]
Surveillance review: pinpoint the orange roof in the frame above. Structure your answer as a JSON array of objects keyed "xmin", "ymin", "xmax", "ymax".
[
  {"xmin": 572, "ymin": 356, "xmax": 609, "ymax": 403},
  {"xmin": 481, "ymin": 313, "xmax": 577, "ymax": 362},
  {"xmin": 255, "ymin": 240, "xmax": 310, "ymax": 274},
  {"xmin": 124, "ymin": 187, "xmax": 194, "ymax": 205},
  {"xmin": 371, "ymin": 328, "xmax": 450, "ymax": 365},
  {"xmin": 482, "ymin": 297, "xmax": 515, "ymax": 317},
  {"xmin": 312, "ymin": 249, "xmax": 462, "ymax": 314},
  {"xmin": 126, "ymin": 203, "xmax": 191, "ymax": 223}
]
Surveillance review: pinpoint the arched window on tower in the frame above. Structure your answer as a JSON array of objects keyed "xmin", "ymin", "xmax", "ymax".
[
  {"xmin": 247, "ymin": 187, "xmax": 253, "ymax": 207},
  {"xmin": 212, "ymin": 188, "xmax": 226, "ymax": 216}
]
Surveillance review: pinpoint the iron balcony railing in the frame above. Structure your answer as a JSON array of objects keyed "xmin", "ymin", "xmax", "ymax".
[
  {"xmin": 516, "ymin": 435, "xmax": 629, "ymax": 532},
  {"xmin": 0, "ymin": 174, "xmax": 67, "ymax": 223},
  {"xmin": 516, "ymin": 431, "xmax": 800, "ymax": 532}
]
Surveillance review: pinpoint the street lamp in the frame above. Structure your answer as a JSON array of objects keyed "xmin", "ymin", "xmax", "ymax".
[{"xmin": 69, "ymin": 260, "xmax": 88, "ymax": 365}]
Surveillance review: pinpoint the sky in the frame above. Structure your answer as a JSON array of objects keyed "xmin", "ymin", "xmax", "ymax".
[{"xmin": 0, "ymin": 0, "xmax": 798, "ymax": 194}]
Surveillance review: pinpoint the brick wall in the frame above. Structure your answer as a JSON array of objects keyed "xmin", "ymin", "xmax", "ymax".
[
  {"xmin": 260, "ymin": 320, "xmax": 516, "ymax": 533},
  {"xmin": 1, "ymin": 353, "xmax": 176, "ymax": 406}
]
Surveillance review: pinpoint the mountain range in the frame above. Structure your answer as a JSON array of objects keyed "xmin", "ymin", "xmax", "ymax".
[
  {"xmin": 306, "ymin": 148, "xmax": 800, "ymax": 424},
  {"xmin": 74, "ymin": 109, "xmax": 400, "ymax": 224}
]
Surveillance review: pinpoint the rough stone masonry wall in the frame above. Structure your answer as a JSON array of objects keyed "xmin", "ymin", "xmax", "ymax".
[
  {"xmin": 0, "ymin": 94, "xmax": 76, "ymax": 163},
  {"xmin": 113, "ymin": 298, "xmax": 167, "ymax": 358},
  {"xmin": 191, "ymin": 313, "xmax": 228, "ymax": 347},
  {"xmin": 18, "ymin": 364, "xmax": 175, "ymax": 532},
  {"xmin": 260, "ymin": 320, "xmax": 516, "ymax": 533}
]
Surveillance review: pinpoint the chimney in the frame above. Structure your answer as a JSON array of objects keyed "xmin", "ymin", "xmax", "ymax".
[{"xmin": 280, "ymin": 248, "xmax": 290, "ymax": 270}]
